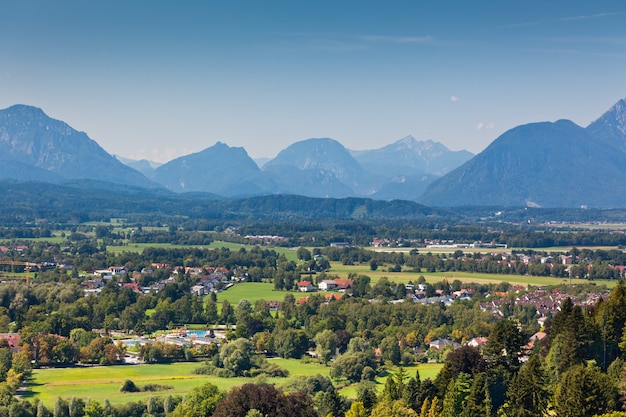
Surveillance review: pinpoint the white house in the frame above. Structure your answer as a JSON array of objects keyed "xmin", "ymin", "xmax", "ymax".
[{"xmin": 318, "ymin": 280, "xmax": 338, "ymax": 291}]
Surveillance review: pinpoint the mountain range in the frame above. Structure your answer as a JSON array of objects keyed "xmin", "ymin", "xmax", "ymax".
[
  {"xmin": 0, "ymin": 103, "xmax": 473, "ymax": 200},
  {"xmin": 1, "ymin": 99, "xmax": 625, "ymax": 208}
]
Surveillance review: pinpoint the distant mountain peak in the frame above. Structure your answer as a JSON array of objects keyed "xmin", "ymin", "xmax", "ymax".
[
  {"xmin": 0, "ymin": 104, "xmax": 157, "ymax": 188},
  {"xmin": 592, "ymin": 98, "xmax": 626, "ymax": 135},
  {"xmin": 352, "ymin": 136, "xmax": 473, "ymax": 178},
  {"xmin": 4, "ymin": 104, "xmax": 46, "ymax": 115}
]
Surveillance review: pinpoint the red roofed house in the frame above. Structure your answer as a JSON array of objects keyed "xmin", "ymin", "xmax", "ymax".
[
  {"xmin": 0, "ymin": 334, "xmax": 21, "ymax": 353},
  {"xmin": 333, "ymin": 279, "xmax": 354, "ymax": 291},
  {"xmin": 324, "ymin": 293, "xmax": 343, "ymax": 302}
]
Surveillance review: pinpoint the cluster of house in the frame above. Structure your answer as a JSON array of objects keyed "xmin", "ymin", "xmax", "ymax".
[
  {"xmin": 479, "ymin": 286, "xmax": 607, "ymax": 327},
  {"xmin": 243, "ymin": 235, "xmax": 289, "ymax": 244},
  {"xmin": 424, "ymin": 240, "xmax": 508, "ymax": 249},
  {"xmin": 0, "ymin": 245, "xmax": 29, "ymax": 255},
  {"xmin": 369, "ymin": 238, "xmax": 507, "ymax": 249},
  {"xmin": 81, "ymin": 264, "xmax": 238, "ymax": 296}
]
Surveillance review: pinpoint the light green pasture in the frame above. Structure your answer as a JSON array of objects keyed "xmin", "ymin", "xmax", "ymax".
[
  {"xmin": 327, "ymin": 262, "xmax": 616, "ymax": 288},
  {"xmin": 215, "ymin": 282, "xmax": 297, "ymax": 305},
  {"xmin": 28, "ymin": 358, "xmax": 330, "ymax": 407}
]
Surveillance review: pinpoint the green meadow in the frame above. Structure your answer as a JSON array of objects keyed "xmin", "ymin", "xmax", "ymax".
[
  {"xmin": 27, "ymin": 359, "xmax": 441, "ymax": 407},
  {"xmin": 27, "ymin": 359, "xmax": 331, "ymax": 407},
  {"xmin": 215, "ymin": 282, "xmax": 298, "ymax": 305}
]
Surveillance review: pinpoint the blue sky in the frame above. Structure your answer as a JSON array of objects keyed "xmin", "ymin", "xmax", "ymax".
[{"xmin": 1, "ymin": 1, "xmax": 625, "ymax": 162}]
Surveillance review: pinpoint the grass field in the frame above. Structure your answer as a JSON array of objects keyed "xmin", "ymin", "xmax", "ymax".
[
  {"xmin": 326, "ymin": 262, "xmax": 616, "ymax": 288},
  {"xmin": 215, "ymin": 282, "xmax": 297, "ymax": 305},
  {"xmin": 27, "ymin": 359, "xmax": 440, "ymax": 406},
  {"xmin": 26, "ymin": 359, "xmax": 331, "ymax": 407}
]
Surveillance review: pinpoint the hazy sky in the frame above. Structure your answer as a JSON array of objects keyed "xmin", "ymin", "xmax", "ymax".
[{"xmin": 1, "ymin": 1, "xmax": 625, "ymax": 162}]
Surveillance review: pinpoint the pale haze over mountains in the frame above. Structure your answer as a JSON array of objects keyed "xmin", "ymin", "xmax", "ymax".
[{"xmin": 1, "ymin": 99, "xmax": 626, "ymax": 208}]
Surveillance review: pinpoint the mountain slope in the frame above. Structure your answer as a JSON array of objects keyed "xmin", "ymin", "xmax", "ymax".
[
  {"xmin": 0, "ymin": 105, "xmax": 157, "ymax": 188},
  {"xmin": 352, "ymin": 136, "xmax": 474, "ymax": 177},
  {"xmin": 151, "ymin": 142, "xmax": 273, "ymax": 196},
  {"xmin": 587, "ymin": 99, "xmax": 626, "ymax": 154},
  {"xmin": 262, "ymin": 138, "xmax": 380, "ymax": 196},
  {"xmin": 419, "ymin": 109, "xmax": 626, "ymax": 208}
]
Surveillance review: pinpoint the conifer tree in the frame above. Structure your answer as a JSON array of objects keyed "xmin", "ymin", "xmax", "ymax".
[
  {"xmin": 382, "ymin": 375, "xmax": 399, "ymax": 402},
  {"xmin": 554, "ymin": 364, "xmax": 617, "ymax": 417},
  {"xmin": 419, "ymin": 398, "xmax": 430, "ymax": 417},
  {"xmin": 441, "ymin": 373, "xmax": 472, "ymax": 417},
  {"xmin": 462, "ymin": 372, "xmax": 492, "ymax": 417},
  {"xmin": 427, "ymin": 397, "xmax": 439, "ymax": 417},
  {"xmin": 501, "ymin": 354, "xmax": 549, "ymax": 417}
]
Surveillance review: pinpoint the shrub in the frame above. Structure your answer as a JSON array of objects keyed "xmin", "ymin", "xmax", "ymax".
[
  {"xmin": 192, "ymin": 364, "xmax": 216, "ymax": 375},
  {"xmin": 120, "ymin": 380, "xmax": 140, "ymax": 393},
  {"xmin": 142, "ymin": 384, "xmax": 173, "ymax": 392}
]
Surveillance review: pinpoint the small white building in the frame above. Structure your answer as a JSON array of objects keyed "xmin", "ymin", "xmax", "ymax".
[{"xmin": 318, "ymin": 280, "xmax": 338, "ymax": 291}]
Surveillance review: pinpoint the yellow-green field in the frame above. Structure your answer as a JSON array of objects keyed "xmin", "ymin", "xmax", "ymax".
[
  {"xmin": 27, "ymin": 359, "xmax": 442, "ymax": 407},
  {"xmin": 326, "ymin": 262, "xmax": 616, "ymax": 288},
  {"xmin": 27, "ymin": 359, "xmax": 331, "ymax": 407},
  {"xmin": 216, "ymin": 282, "xmax": 299, "ymax": 304}
]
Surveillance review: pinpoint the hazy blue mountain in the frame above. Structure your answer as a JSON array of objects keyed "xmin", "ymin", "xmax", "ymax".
[
  {"xmin": 262, "ymin": 138, "xmax": 381, "ymax": 197},
  {"xmin": 587, "ymin": 98, "xmax": 626, "ymax": 153},
  {"xmin": 352, "ymin": 136, "xmax": 474, "ymax": 177},
  {"xmin": 263, "ymin": 163, "xmax": 355, "ymax": 198},
  {"xmin": 418, "ymin": 99, "xmax": 626, "ymax": 208},
  {"xmin": 0, "ymin": 105, "xmax": 158, "ymax": 188},
  {"xmin": 115, "ymin": 155, "xmax": 162, "ymax": 177},
  {"xmin": 371, "ymin": 174, "xmax": 439, "ymax": 201},
  {"xmin": 151, "ymin": 142, "xmax": 274, "ymax": 196}
]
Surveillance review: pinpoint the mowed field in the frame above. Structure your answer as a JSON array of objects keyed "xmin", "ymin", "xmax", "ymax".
[
  {"xmin": 27, "ymin": 360, "xmax": 442, "ymax": 406},
  {"xmin": 216, "ymin": 282, "xmax": 299, "ymax": 304},
  {"xmin": 27, "ymin": 359, "xmax": 331, "ymax": 407},
  {"xmin": 327, "ymin": 262, "xmax": 617, "ymax": 288}
]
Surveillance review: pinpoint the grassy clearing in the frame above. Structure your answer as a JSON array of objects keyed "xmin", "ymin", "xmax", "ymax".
[
  {"xmin": 28, "ymin": 359, "xmax": 435, "ymax": 406},
  {"xmin": 340, "ymin": 363, "xmax": 443, "ymax": 398},
  {"xmin": 27, "ymin": 359, "xmax": 332, "ymax": 407},
  {"xmin": 105, "ymin": 243, "xmax": 206, "ymax": 254},
  {"xmin": 215, "ymin": 282, "xmax": 296, "ymax": 305}
]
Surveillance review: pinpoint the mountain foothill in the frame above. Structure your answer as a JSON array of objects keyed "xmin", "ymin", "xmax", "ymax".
[{"xmin": 1, "ymin": 98, "xmax": 625, "ymax": 209}]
